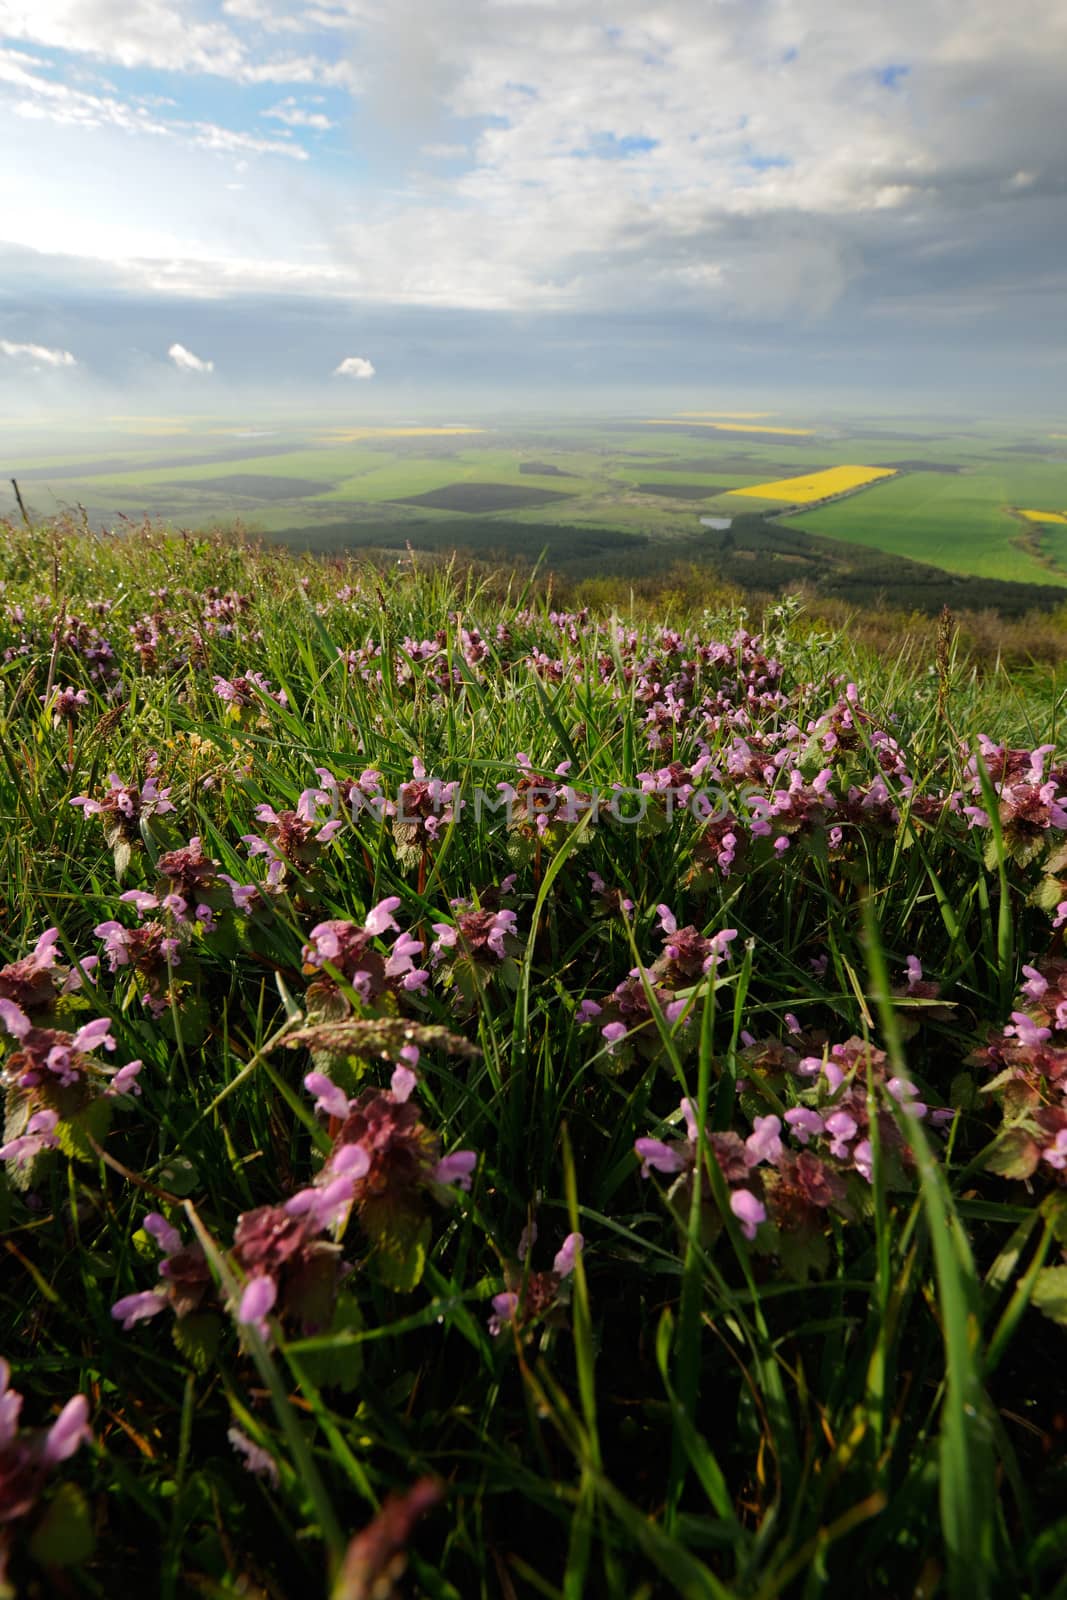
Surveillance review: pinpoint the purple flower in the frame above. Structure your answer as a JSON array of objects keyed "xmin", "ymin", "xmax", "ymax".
[
  {"xmin": 238, "ymin": 1274, "xmax": 278, "ymax": 1327},
  {"xmin": 111, "ymin": 1290, "xmax": 169, "ymax": 1330},
  {"xmin": 0, "ymin": 1108, "xmax": 59, "ymax": 1163},
  {"xmin": 552, "ymin": 1233, "xmax": 583, "ymax": 1278},
  {"xmin": 228, "ymin": 1427, "xmax": 279, "ymax": 1488},
  {"xmin": 107, "ymin": 1059, "xmax": 144, "ymax": 1097},
  {"xmin": 41, "ymin": 1394, "xmax": 91, "ymax": 1465},
  {"xmin": 488, "ymin": 1291, "xmax": 520, "ymax": 1337},
  {"xmin": 744, "ymin": 1115, "xmax": 783, "ymax": 1168},
  {"xmin": 729, "ymin": 1189, "xmax": 766, "ymax": 1240},
  {"xmin": 433, "ymin": 1151, "xmax": 477, "ymax": 1190},
  {"xmin": 304, "ymin": 1071, "xmax": 352, "ymax": 1120},
  {"xmin": 784, "ymin": 1107, "xmax": 824, "ymax": 1145},
  {"xmin": 364, "ymin": 896, "xmax": 401, "ymax": 936},
  {"xmin": 143, "ymin": 1212, "xmax": 182, "ymax": 1256},
  {"xmin": 634, "ymin": 1137, "xmax": 686, "ymax": 1178}
]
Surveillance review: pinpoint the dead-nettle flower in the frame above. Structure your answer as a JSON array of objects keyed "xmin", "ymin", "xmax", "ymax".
[
  {"xmin": 111, "ymin": 1212, "xmax": 212, "ymax": 1331},
  {"xmin": 227, "ymin": 1427, "xmax": 279, "ymax": 1489},
  {"xmin": 394, "ymin": 758, "xmax": 462, "ymax": 841},
  {"xmin": 115, "ymin": 837, "xmax": 220, "ymax": 927},
  {"xmin": 70, "ymin": 766, "xmax": 175, "ymax": 843},
  {"xmin": 302, "ymin": 902, "xmax": 429, "ymax": 1004},
  {"xmin": 313, "ymin": 765, "xmax": 393, "ymax": 824},
  {"xmin": 44, "ymin": 685, "xmax": 89, "ymax": 725},
  {"xmin": 212, "ymin": 670, "xmax": 287, "ymax": 710},
  {"xmin": 654, "ymin": 908, "xmax": 737, "ymax": 984},
  {"xmin": 0, "ymin": 1358, "xmax": 91, "ymax": 1527},
  {"xmin": 430, "ymin": 907, "xmax": 520, "ymax": 966},
  {"xmin": 301, "ymin": 1067, "xmax": 476, "ymax": 1236},
  {"xmin": 232, "ymin": 1198, "xmax": 348, "ymax": 1338},
  {"xmin": 634, "ymin": 1098, "xmax": 774, "ymax": 1240},
  {"xmin": 488, "ymin": 1231, "xmax": 584, "ymax": 1336},
  {"xmin": 588, "ymin": 871, "xmax": 634, "ymax": 918},
  {"xmin": 0, "ymin": 998, "xmax": 142, "ymax": 1102},
  {"xmin": 335, "ymin": 1477, "xmax": 443, "ymax": 1600},
  {"xmin": 0, "ymin": 927, "xmax": 92, "ymax": 1016},
  {"xmin": 93, "ymin": 919, "xmax": 183, "ymax": 1017}
]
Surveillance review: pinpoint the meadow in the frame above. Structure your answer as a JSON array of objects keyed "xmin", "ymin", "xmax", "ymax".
[
  {"xmin": 4, "ymin": 411, "xmax": 1065, "ymax": 597},
  {"xmin": 2, "ymin": 515, "xmax": 1067, "ymax": 1596}
]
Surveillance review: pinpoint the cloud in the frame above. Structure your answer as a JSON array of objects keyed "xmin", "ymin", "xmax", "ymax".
[
  {"xmin": 168, "ymin": 342, "xmax": 214, "ymax": 373},
  {"xmin": 0, "ymin": 337, "xmax": 76, "ymax": 366},
  {"xmin": 0, "ymin": 48, "xmax": 309, "ymax": 157},
  {"xmin": 264, "ymin": 96, "xmax": 335, "ymax": 130},
  {"xmin": 333, "ymin": 355, "xmax": 375, "ymax": 378}
]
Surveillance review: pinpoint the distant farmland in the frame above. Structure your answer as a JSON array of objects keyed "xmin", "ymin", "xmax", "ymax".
[
  {"xmin": 392, "ymin": 482, "xmax": 576, "ymax": 513},
  {"xmin": 3, "ymin": 410, "xmax": 1066, "ymax": 594}
]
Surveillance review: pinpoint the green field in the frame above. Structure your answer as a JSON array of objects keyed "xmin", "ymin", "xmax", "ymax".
[{"xmin": 3, "ymin": 411, "xmax": 1066, "ymax": 597}]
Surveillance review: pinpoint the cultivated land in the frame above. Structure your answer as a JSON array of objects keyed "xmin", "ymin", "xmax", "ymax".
[
  {"xmin": 2, "ymin": 520, "xmax": 1067, "ymax": 1595},
  {"xmin": 3, "ymin": 411, "xmax": 1066, "ymax": 598}
]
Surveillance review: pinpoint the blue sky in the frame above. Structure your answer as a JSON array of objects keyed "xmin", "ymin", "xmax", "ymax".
[{"xmin": 1, "ymin": 0, "xmax": 1065, "ymax": 413}]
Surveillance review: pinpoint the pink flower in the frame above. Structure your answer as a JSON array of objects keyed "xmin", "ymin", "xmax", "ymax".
[
  {"xmin": 433, "ymin": 1151, "xmax": 477, "ymax": 1190},
  {"xmin": 238, "ymin": 1274, "xmax": 278, "ymax": 1327},
  {"xmin": 634, "ymin": 1137, "xmax": 685, "ymax": 1178},
  {"xmin": 784, "ymin": 1107, "xmax": 824, "ymax": 1145},
  {"xmin": 365, "ymin": 896, "xmax": 402, "ymax": 936},
  {"xmin": 744, "ymin": 1115, "xmax": 783, "ymax": 1168},
  {"xmin": 304, "ymin": 1071, "xmax": 352, "ymax": 1120},
  {"xmin": 0, "ymin": 1108, "xmax": 59, "ymax": 1163},
  {"xmin": 552, "ymin": 1233, "xmax": 583, "ymax": 1277},
  {"xmin": 228, "ymin": 1427, "xmax": 279, "ymax": 1487},
  {"xmin": 488, "ymin": 1291, "xmax": 520, "ymax": 1336},
  {"xmin": 41, "ymin": 1394, "xmax": 91, "ymax": 1465},
  {"xmin": 729, "ymin": 1189, "xmax": 766, "ymax": 1240},
  {"xmin": 111, "ymin": 1290, "xmax": 169, "ymax": 1329}
]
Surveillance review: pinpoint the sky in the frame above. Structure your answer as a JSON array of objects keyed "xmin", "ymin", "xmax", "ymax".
[{"xmin": 1, "ymin": 0, "xmax": 1065, "ymax": 417}]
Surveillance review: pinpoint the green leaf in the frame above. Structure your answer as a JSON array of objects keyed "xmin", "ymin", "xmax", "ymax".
[
  {"xmin": 983, "ymin": 1127, "xmax": 1041, "ymax": 1181},
  {"xmin": 54, "ymin": 1095, "xmax": 113, "ymax": 1166},
  {"xmin": 172, "ymin": 1312, "xmax": 222, "ymax": 1373},
  {"xmin": 29, "ymin": 1483, "xmax": 94, "ymax": 1568},
  {"xmin": 364, "ymin": 1204, "xmax": 431, "ymax": 1292},
  {"xmin": 295, "ymin": 1295, "xmax": 365, "ymax": 1392},
  {"xmin": 157, "ymin": 1155, "xmax": 199, "ymax": 1196},
  {"xmin": 1031, "ymin": 1266, "xmax": 1067, "ymax": 1326}
]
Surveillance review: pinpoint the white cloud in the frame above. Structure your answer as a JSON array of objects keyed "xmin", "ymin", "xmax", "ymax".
[
  {"xmin": 0, "ymin": 337, "xmax": 76, "ymax": 366},
  {"xmin": 264, "ymin": 96, "xmax": 335, "ymax": 129},
  {"xmin": 0, "ymin": 48, "xmax": 308, "ymax": 157},
  {"xmin": 168, "ymin": 342, "xmax": 214, "ymax": 373},
  {"xmin": 333, "ymin": 354, "xmax": 375, "ymax": 378},
  {"xmin": 0, "ymin": 0, "xmax": 353, "ymax": 84}
]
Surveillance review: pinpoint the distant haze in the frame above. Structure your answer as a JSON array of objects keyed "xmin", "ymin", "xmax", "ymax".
[{"xmin": 1, "ymin": 0, "xmax": 1065, "ymax": 416}]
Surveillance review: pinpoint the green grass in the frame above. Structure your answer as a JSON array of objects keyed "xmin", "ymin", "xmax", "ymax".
[
  {"xmin": 790, "ymin": 468, "xmax": 1067, "ymax": 585},
  {"xmin": 1, "ymin": 517, "xmax": 1067, "ymax": 1595}
]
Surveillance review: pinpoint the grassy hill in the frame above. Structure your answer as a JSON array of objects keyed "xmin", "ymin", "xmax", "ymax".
[{"xmin": 2, "ymin": 516, "xmax": 1067, "ymax": 1596}]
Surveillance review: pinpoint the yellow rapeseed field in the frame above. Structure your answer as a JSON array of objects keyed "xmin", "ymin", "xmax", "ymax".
[
  {"xmin": 1020, "ymin": 509, "xmax": 1067, "ymax": 526},
  {"xmin": 644, "ymin": 419, "xmax": 814, "ymax": 436},
  {"xmin": 729, "ymin": 465, "xmax": 897, "ymax": 503}
]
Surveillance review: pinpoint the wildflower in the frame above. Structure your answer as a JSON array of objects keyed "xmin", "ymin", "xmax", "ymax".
[
  {"xmin": 335, "ymin": 1477, "xmax": 443, "ymax": 1600},
  {"xmin": 0, "ymin": 1360, "xmax": 90, "ymax": 1527},
  {"xmin": 111, "ymin": 1213, "xmax": 211, "ymax": 1331},
  {"xmin": 70, "ymin": 767, "xmax": 175, "ymax": 844},
  {"xmin": 488, "ymin": 1232, "xmax": 584, "ymax": 1335},
  {"xmin": 0, "ymin": 1109, "xmax": 60, "ymax": 1164},
  {"xmin": 213, "ymin": 671, "xmax": 287, "ymax": 711},
  {"xmin": 227, "ymin": 1427, "xmax": 279, "ymax": 1489},
  {"xmin": 46, "ymin": 685, "xmax": 88, "ymax": 725},
  {"xmin": 0, "ymin": 927, "xmax": 86, "ymax": 1017},
  {"xmin": 729, "ymin": 1189, "xmax": 766, "ymax": 1240},
  {"xmin": 302, "ymin": 911, "xmax": 427, "ymax": 1011}
]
